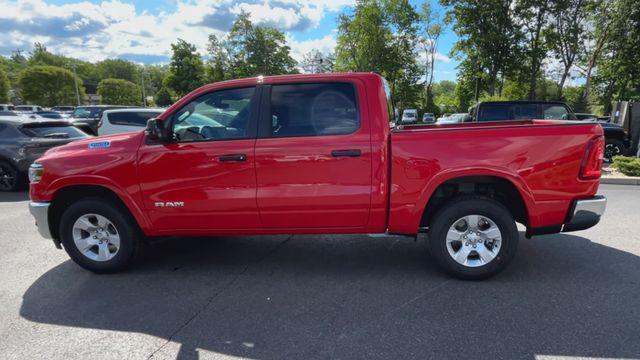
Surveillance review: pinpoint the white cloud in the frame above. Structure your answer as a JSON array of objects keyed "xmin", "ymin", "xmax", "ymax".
[
  {"xmin": 288, "ymin": 34, "xmax": 337, "ymax": 62},
  {"xmin": 0, "ymin": 0, "xmax": 353, "ymax": 63}
]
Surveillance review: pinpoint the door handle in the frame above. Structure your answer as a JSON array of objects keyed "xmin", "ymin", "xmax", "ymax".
[
  {"xmin": 331, "ymin": 149, "xmax": 361, "ymax": 157},
  {"xmin": 218, "ymin": 154, "xmax": 247, "ymax": 162}
]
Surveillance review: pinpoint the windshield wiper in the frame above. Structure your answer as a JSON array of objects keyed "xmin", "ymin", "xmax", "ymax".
[{"xmin": 43, "ymin": 133, "xmax": 70, "ymax": 139}]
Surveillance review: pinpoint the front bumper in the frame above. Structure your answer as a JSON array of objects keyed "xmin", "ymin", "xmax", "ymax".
[
  {"xmin": 29, "ymin": 202, "xmax": 52, "ymax": 239},
  {"xmin": 563, "ymin": 195, "xmax": 607, "ymax": 232}
]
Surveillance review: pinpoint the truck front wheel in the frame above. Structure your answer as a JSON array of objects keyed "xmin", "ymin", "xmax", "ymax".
[
  {"xmin": 428, "ymin": 197, "xmax": 519, "ymax": 280},
  {"xmin": 59, "ymin": 198, "xmax": 140, "ymax": 273}
]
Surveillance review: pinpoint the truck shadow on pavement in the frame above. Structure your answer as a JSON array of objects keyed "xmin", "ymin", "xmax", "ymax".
[{"xmin": 20, "ymin": 233, "xmax": 640, "ymax": 360}]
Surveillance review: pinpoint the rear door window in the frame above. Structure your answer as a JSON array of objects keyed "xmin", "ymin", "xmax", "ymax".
[{"xmin": 269, "ymin": 83, "xmax": 359, "ymax": 137}]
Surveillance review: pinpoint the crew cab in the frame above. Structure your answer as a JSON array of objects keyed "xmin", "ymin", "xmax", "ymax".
[{"xmin": 28, "ymin": 73, "xmax": 607, "ymax": 279}]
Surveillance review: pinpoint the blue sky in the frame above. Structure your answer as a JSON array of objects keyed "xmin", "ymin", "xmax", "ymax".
[{"xmin": 1, "ymin": 0, "xmax": 460, "ymax": 81}]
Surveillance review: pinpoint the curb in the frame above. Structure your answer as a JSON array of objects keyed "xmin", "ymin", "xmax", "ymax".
[{"xmin": 600, "ymin": 177, "xmax": 640, "ymax": 185}]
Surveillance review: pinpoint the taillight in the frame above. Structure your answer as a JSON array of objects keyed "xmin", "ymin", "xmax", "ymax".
[{"xmin": 580, "ymin": 136, "xmax": 604, "ymax": 180}]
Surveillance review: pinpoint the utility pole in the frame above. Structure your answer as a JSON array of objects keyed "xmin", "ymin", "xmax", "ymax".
[
  {"xmin": 69, "ymin": 63, "xmax": 81, "ymax": 106},
  {"xmin": 140, "ymin": 70, "xmax": 147, "ymax": 107}
]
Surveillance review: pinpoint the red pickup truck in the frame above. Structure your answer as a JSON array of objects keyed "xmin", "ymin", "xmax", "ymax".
[{"xmin": 28, "ymin": 73, "xmax": 606, "ymax": 279}]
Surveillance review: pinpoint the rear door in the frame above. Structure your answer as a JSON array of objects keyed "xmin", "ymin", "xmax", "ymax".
[{"xmin": 254, "ymin": 82, "xmax": 372, "ymax": 229}]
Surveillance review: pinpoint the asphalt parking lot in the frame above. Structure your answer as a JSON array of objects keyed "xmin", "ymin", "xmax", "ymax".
[{"xmin": 0, "ymin": 184, "xmax": 639, "ymax": 360}]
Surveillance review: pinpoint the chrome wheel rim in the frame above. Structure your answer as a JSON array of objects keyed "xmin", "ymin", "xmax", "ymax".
[
  {"xmin": 72, "ymin": 214, "xmax": 120, "ymax": 262},
  {"xmin": 446, "ymin": 215, "xmax": 502, "ymax": 267},
  {"xmin": 604, "ymin": 143, "xmax": 621, "ymax": 162}
]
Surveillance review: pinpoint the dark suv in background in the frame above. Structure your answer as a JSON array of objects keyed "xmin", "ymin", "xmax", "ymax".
[
  {"xmin": 469, "ymin": 101, "xmax": 631, "ymax": 162},
  {"xmin": 0, "ymin": 116, "xmax": 89, "ymax": 191}
]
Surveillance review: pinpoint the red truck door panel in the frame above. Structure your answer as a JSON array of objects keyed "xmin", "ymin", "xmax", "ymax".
[
  {"xmin": 254, "ymin": 82, "xmax": 372, "ymax": 228},
  {"xmin": 137, "ymin": 87, "xmax": 261, "ymax": 231}
]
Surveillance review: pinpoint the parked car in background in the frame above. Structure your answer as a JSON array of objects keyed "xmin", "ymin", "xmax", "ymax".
[
  {"xmin": 15, "ymin": 105, "xmax": 43, "ymax": 114},
  {"xmin": 98, "ymin": 108, "xmax": 164, "ymax": 135},
  {"xmin": 573, "ymin": 113, "xmax": 631, "ymax": 161},
  {"xmin": 469, "ymin": 101, "xmax": 631, "ymax": 161},
  {"xmin": 438, "ymin": 113, "xmax": 470, "ymax": 125},
  {"xmin": 0, "ymin": 104, "xmax": 15, "ymax": 111},
  {"xmin": 401, "ymin": 109, "xmax": 418, "ymax": 124},
  {"xmin": 422, "ymin": 113, "xmax": 436, "ymax": 123},
  {"xmin": 470, "ymin": 101, "xmax": 577, "ymax": 122},
  {"xmin": 0, "ymin": 116, "xmax": 89, "ymax": 191},
  {"xmin": 69, "ymin": 105, "xmax": 130, "ymax": 135},
  {"xmin": 0, "ymin": 111, "xmax": 19, "ymax": 117},
  {"xmin": 29, "ymin": 73, "xmax": 606, "ymax": 280}
]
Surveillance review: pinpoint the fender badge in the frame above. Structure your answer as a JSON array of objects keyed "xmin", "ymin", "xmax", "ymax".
[{"xmin": 88, "ymin": 141, "xmax": 111, "ymax": 149}]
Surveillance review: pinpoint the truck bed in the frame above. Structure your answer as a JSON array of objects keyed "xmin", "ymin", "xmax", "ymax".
[{"xmin": 388, "ymin": 120, "xmax": 603, "ymax": 234}]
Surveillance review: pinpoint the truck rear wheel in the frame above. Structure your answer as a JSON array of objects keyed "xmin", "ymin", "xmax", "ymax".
[
  {"xmin": 428, "ymin": 196, "xmax": 519, "ymax": 280},
  {"xmin": 59, "ymin": 198, "xmax": 140, "ymax": 273}
]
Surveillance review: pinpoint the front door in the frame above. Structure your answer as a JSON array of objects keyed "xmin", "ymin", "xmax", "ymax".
[
  {"xmin": 255, "ymin": 82, "xmax": 372, "ymax": 229},
  {"xmin": 137, "ymin": 86, "xmax": 261, "ymax": 231}
]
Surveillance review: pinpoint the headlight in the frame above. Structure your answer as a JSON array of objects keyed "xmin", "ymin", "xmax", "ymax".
[{"xmin": 29, "ymin": 163, "xmax": 44, "ymax": 183}]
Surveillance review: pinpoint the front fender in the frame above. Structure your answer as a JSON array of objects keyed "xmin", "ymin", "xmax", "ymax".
[{"xmin": 44, "ymin": 175, "xmax": 152, "ymax": 234}]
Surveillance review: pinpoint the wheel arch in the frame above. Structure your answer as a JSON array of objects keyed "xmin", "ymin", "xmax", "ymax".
[
  {"xmin": 416, "ymin": 171, "xmax": 534, "ymax": 233},
  {"xmin": 48, "ymin": 183, "xmax": 150, "ymax": 239}
]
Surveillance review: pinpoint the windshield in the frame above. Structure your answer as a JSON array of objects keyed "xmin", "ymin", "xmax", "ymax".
[{"xmin": 72, "ymin": 107, "xmax": 100, "ymax": 118}]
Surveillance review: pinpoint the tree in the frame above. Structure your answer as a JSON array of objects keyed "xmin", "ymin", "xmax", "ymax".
[
  {"xmin": 514, "ymin": 0, "xmax": 551, "ymax": 99},
  {"xmin": 205, "ymin": 34, "xmax": 230, "ymax": 82},
  {"xmin": 547, "ymin": 0, "xmax": 590, "ymax": 98},
  {"xmin": 419, "ymin": 2, "xmax": 444, "ymax": 113},
  {"xmin": 154, "ymin": 86, "xmax": 174, "ymax": 107},
  {"xmin": 165, "ymin": 39, "xmax": 206, "ymax": 97},
  {"xmin": 96, "ymin": 59, "xmax": 139, "ymax": 82},
  {"xmin": 300, "ymin": 49, "xmax": 335, "ymax": 73},
  {"xmin": 19, "ymin": 65, "xmax": 85, "ymax": 106},
  {"xmin": 0, "ymin": 68, "xmax": 10, "ymax": 102},
  {"xmin": 442, "ymin": 0, "xmax": 522, "ymax": 97},
  {"xmin": 335, "ymin": 0, "xmax": 421, "ymax": 109},
  {"xmin": 97, "ymin": 78, "xmax": 142, "ymax": 105},
  {"xmin": 591, "ymin": 0, "xmax": 640, "ymax": 114}
]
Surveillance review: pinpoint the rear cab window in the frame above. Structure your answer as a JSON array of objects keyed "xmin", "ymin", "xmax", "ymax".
[{"xmin": 269, "ymin": 83, "xmax": 359, "ymax": 137}]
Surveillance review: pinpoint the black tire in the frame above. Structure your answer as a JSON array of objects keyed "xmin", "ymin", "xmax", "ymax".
[
  {"xmin": 0, "ymin": 160, "xmax": 22, "ymax": 192},
  {"xmin": 59, "ymin": 198, "xmax": 140, "ymax": 273},
  {"xmin": 428, "ymin": 196, "xmax": 519, "ymax": 280},
  {"xmin": 604, "ymin": 139, "xmax": 625, "ymax": 163}
]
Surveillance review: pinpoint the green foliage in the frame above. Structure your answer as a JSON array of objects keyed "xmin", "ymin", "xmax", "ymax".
[
  {"xmin": 165, "ymin": 39, "xmax": 206, "ymax": 97},
  {"xmin": 335, "ymin": 0, "xmax": 421, "ymax": 109},
  {"xmin": 205, "ymin": 12, "xmax": 298, "ymax": 81},
  {"xmin": 19, "ymin": 65, "xmax": 85, "ymax": 107},
  {"xmin": 96, "ymin": 59, "xmax": 139, "ymax": 82},
  {"xmin": 154, "ymin": 86, "xmax": 174, "ymax": 107},
  {"xmin": 0, "ymin": 68, "xmax": 9, "ymax": 102},
  {"xmin": 97, "ymin": 78, "xmax": 142, "ymax": 105},
  {"xmin": 612, "ymin": 156, "xmax": 640, "ymax": 177}
]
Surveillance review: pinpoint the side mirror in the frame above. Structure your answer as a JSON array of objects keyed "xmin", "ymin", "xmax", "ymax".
[{"xmin": 146, "ymin": 118, "xmax": 168, "ymax": 142}]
